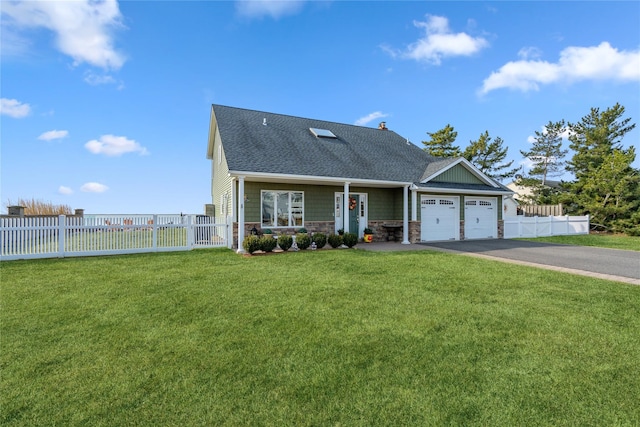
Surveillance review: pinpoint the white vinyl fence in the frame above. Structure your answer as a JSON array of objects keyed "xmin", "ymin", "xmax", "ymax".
[
  {"xmin": 504, "ymin": 215, "xmax": 590, "ymax": 239},
  {"xmin": 1, "ymin": 214, "xmax": 231, "ymax": 261}
]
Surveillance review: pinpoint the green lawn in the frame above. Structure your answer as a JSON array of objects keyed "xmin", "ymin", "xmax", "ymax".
[
  {"xmin": 518, "ymin": 233, "xmax": 640, "ymax": 251},
  {"xmin": 2, "ymin": 248, "xmax": 639, "ymax": 426}
]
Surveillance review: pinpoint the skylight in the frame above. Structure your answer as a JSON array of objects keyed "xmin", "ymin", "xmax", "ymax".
[{"xmin": 309, "ymin": 128, "xmax": 337, "ymax": 138}]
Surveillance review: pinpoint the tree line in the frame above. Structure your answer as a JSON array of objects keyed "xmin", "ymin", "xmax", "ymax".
[{"xmin": 422, "ymin": 103, "xmax": 639, "ymax": 235}]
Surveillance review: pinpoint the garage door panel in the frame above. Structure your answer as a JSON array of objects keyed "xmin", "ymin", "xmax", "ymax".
[
  {"xmin": 421, "ymin": 196, "xmax": 459, "ymax": 242},
  {"xmin": 465, "ymin": 198, "xmax": 497, "ymax": 239}
]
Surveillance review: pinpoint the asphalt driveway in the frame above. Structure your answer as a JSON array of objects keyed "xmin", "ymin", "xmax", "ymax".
[{"xmin": 417, "ymin": 239, "xmax": 640, "ymax": 285}]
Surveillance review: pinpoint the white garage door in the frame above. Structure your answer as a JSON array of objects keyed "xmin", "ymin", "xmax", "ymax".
[
  {"xmin": 421, "ymin": 196, "xmax": 459, "ymax": 242},
  {"xmin": 464, "ymin": 197, "xmax": 497, "ymax": 239}
]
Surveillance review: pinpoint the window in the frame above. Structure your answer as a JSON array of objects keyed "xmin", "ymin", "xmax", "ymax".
[{"xmin": 261, "ymin": 191, "xmax": 304, "ymax": 227}]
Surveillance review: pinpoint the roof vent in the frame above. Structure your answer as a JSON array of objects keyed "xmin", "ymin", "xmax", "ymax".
[
  {"xmin": 309, "ymin": 128, "xmax": 336, "ymax": 138},
  {"xmin": 263, "ymin": 118, "xmax": 267, "ymax": 126}
]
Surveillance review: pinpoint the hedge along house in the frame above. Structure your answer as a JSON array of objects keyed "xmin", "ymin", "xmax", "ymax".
[{"xmin": 206, "ymin": 105, "xmax": 514, "ymax": 251}]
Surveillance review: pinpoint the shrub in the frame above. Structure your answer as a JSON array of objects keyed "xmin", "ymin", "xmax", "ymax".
[
  {"xmin": 312, "ymin": 233, "xmax": 327, "ymax": 249},
  {"xmin": 242, "ymin": 235, "xmax": 261, "ymax": 254},
  {"xmin": 297, "ymin": 227, "xmax": 308, "ymax": 234},
  {"xmin": 263, "ymin": 229, "xmax": 273, "ymax": 234},
  {"xmin": 364, "ymin": 227, "xmax": 373, "ymax": 234},
  {"xmin": 328, "ymin": 233, "xmax": 343, "ymax": 248},
  {"xmin": 296, "ymin": 233, "xmax": 311, "ymax": 250},
  {"xmin": 277, "ymin": 235, "xmax": 293, "ymax": 251},
  {"xmin": 342, "ymin": 232, "xmax": 358, "ymax": 248},
  {"xmin": 259, "ymin": 235, "xmax": 278, "ymax": 252}
]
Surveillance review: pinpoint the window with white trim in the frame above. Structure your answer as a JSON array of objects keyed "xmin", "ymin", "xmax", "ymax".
[{"xmin": 261, "ymin": 191, "xmax": 304, "ymax": 227}]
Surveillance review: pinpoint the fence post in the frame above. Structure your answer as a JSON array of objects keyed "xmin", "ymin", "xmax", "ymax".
[
  {"xmin": 58, "ymin": 215, "xmax": 66, "ymax": 258},
  {"xmin": 152, "ymin": 214, "xmax": 158, "ymax": 251},
  {"xmin": 186, "ymin": 215, "xmax": 194, "ymax": 249}
]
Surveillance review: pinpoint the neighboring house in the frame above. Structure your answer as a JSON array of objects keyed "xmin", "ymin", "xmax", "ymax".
[
  {"xmin": 206, "ymin": 105, "xmax": 514, "ymax": 249},
  {"xmin": 506, "ymin": 178, "xmax": 563, "ymax": 202},
  {"xmin": 502, "ymin": 196, "xmax": 520, "ymax": 217}
]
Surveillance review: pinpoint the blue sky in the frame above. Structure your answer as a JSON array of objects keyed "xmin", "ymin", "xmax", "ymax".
[{"xmin": 2, "ymin": 0, "xmax": 639, "ymax": 214}]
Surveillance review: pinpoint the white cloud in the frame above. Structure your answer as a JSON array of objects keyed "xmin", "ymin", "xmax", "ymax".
[
  {"xmin": 518, "ymin": 46, "xmax": 542, "ymax": 60},
  {"xmin": 85, "ymin": 134, "xmax": 149, "ymax": 157},
  {"xmin": 0, "ymin": 98, "xmax": 31, "ymax": 118},
  {"xmin": 38, "ymin": 129, "xmax": 69, "ymax": 141},
  {"xmin": 355, "ymin": 111, "xmax": 389, "ymax": 126},
  {"xmin": 480, "ymin": 42, "xmax": 640, "ymax": 95},
  {"xmin": 384, "ymin": 15, "xmax": 489, "ymax": 65},
  {"xmin": 2, "ymin": 0, "xmax": 126, "ymax": 70},
  {"xmin": 83, "ymin": 71, "xmax": 116, "ymax": 86},
  {"xmin": 58, "ymin": 186, "xmax": 74, "ymax": 195},
  {"xmin": 236, "ymin": 0, "xmax": 305, "ymax": 19},
  {"xmin": 81, "ymin": 182, "xmax": 109, "ymax": 193}
]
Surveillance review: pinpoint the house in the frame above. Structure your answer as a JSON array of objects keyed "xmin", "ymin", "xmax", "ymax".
[
  {"xmin": 206, "ymin": 105, "xmax": 514, "ymax": 250},
  {"xmin": 506, "ymin": 178, "xmax": 563, "ymax": 202}
]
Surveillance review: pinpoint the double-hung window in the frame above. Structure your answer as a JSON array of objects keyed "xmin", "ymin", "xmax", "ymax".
[{"xmin": 261, "ymin": 191, "xmax": 303, "ymax": 227}]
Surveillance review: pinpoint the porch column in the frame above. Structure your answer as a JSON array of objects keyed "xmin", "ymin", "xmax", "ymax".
[
  {"xmin": 402, "ymin": 185, "xmax": 410, "ymax": 244},
  {"xmin": 343, "ymin": 181, "xmax": 350, "ymax": 234},
  {"xmin": 237, "ymin": 176, "xmax": 245, "ymax": 253},
  {"xmin": 411, "ymin": 189, "xmax": 417, "ymax": 221}
]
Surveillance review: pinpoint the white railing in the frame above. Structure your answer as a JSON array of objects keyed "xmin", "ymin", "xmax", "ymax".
[
  {"xmin": 504, "ymin": 215, "xmax": 590, "ymax": 239},
  {"xmin": 1, "ymin": 214, "xmax": 231, "ymax": 261}
]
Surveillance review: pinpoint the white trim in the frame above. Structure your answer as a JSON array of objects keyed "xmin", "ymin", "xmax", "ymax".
[
  {"xmin": 402, "ymin": 185, "xmax": 410, "ymax": 244},
  {"xmin": 413, "ymin": 187, "xmax": 511, "ymax": 196},
  {"xmin": 237, "ymin": 176, "xmax": 245, "ymax": 254},
  {"xmin": 260, "ymin": 190, "xmax": 304, "ymax": 228},
  {"xmin": 229, "ymin": 170, "xmax": 412, "ymax": 188},
  {"xmin": 420, "ymin": 158, "xmax": 499, "ymax": 188}
]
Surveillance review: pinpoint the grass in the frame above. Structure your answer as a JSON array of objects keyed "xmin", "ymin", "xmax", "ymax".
[
  {"xmin": 518, "ymin": 233, "xmax": 640, "ymax": 251},
  {"xmin": 2, "ymin": 248, "xmax": 639, "ymax": 426}
]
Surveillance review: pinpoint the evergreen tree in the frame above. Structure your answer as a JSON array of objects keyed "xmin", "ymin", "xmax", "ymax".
[
  {"xmin": 565, "ymin": 103, "xmax": 638, "ymax": 234},
  {"xmin": 422, "ymin": 124, "xmax": 461, "ymax": 157},
  {"xmin": 520, "ymin": 120, "xmax": 568, "ymax": 185},
  {"xmin": 566, "ymin": 103, "xmax": 635, "ymax": 180},
  {"xmin": 463, "ymin": 131, "xmax": 519, "ymax": 180}
]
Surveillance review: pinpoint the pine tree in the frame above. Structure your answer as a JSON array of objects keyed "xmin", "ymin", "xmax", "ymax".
[
  {"xmin": 565, "ymin": 103, "xmax": 638, "ymax": 234},
  {"xmin": 567, "ymin": 103, "xmax": 635, "ymax": 180},
  {"xmin": 422, "ymin": 124, "xmax": 461, "ymax": 157},
  {"xmin": 520, "ymin": 120, "xmax": 568, "ymax": 185},
  {"xmin": 463, "ymin": 131, "xmax": 519, "ymax": 180}
]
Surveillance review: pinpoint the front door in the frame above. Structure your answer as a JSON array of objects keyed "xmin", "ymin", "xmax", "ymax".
[{"xmin": 348, "ymin": 195, "xmax": 359, "ymax": 235}]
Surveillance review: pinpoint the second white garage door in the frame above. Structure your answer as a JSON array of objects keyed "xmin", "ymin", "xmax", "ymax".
[
  {"xmin": 464, "ymin": 197, "xmax": 497, "ymax": 239},
  {"xmin": 421, "ymin": 195, "xmax": 460, "ymax": 242}
]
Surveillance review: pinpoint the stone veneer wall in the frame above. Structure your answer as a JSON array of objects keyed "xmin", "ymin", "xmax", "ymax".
[{"xmin": 232, "ymin": 221, "xmax": 336, "ymax": 249}]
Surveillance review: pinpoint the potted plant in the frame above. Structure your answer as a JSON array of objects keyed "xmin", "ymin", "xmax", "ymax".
[{"xmin": 363, "ymin": 227, "xmax": 373, "ymax": 243}]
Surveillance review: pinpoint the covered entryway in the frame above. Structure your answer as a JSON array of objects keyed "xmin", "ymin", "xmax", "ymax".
[
  {"xmin": 464, "ymin": 197, "xmax": 497, "ymax": 239},
  {"xmin": 335, "ymin": 192, "xmax": 367, "ymax": 236},
  {"xmin": 420, "ymin": 195, "xmax": 459, "ymax": 242}
]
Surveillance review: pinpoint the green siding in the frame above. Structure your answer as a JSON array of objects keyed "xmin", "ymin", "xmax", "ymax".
[
  {"xmin": 241, "ymin": 183, "xmax": 407, "ymax": 223},
  {"xmin": 211, "ymin": 130, "xmax": 233, "ymax": 220},
  {"xmin": 431, "ymin": 164, "xmax": 485, "ymax": 185}
]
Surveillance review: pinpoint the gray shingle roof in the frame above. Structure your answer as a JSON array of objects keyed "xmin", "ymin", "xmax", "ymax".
[{"xmin": 212, "ymin": 104, "xmax": 437, "ymax": 183}]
